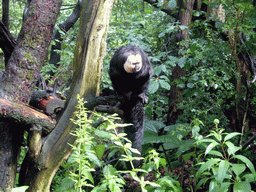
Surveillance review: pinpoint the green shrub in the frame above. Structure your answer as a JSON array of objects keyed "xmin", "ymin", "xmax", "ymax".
[{"xmin": 195, "ymin": 119, "xmax": 256, "ymax": 191}]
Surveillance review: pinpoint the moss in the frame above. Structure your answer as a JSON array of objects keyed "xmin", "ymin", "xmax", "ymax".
[
  {"xmin": 27, "ymin": 71, "xmax": 34, "ymax": 80},
  {"xmin": 25, "ymin": 52, "xmax": 33, "ymax": 61},
  {"xmin": 27, "ymin": 40, "xmax": 35, "ymax": 47}
]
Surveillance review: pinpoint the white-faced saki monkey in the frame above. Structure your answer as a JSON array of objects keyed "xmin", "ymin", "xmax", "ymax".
[{"xmin": 109, "ymin": 45, "xmax": 153, "ymax": 165}]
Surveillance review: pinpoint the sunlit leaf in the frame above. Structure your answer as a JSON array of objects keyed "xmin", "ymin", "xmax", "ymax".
[
  {"xmin": 224, "ymin": 132, "xmax": 241, "ymax": 141},
  {"xmin": 148, "ymin": 80, "xmax": 159, "ymax": 94},
  {"xmin": 232, "ymin": 164, "xmax": 246, "ymax": 177},
  {"xmin": 232, "ymin": 155, "xmax": 256, "ymax": 175},
  {"xmin": 234, "ymin": 181, "xmax": 251, "ymax": 192},
  {"xmin": 195, "ymin": 158, "xmax": 221, "ymax": 180},
  {"xmin": 216, "ymin": 160, "xmax": 229, "ymax": 183}
]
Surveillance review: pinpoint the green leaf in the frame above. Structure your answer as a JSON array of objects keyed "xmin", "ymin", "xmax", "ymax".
[
  {"xmin": 91, "ymin": 185, "xmax": 107, "ymax": 192},
  {"xmin": 195, "ymin": 177, "xmax": 210, "ymax": 191},
  {"xmin": 167, "ymin": 55, "xmax": 179, "ymax": 63},
  {"xmin": 86, "ymin": 151, "xmax": 101, "ymax": 167},
  {"xmin": 182, "ymin": 151, "xmax": 195, "ymax": 163},
  {"xmin": 103, "ymin": 165, "xmax": 116, "ymax": 178},
  {"xmin": 129, "ymin": 147, "xmax": 141, "ymax": 155},
  {"xmin": 161, "ymin": 135, "xmax": 182, "ymax": 149},
  {"xmin": 232, "ymin": 155, "xmax": 256, "ymax": 175},
  {"xmin": 220, "ymin": 182, "xmax": 231, "ymax": 191},
  {"xmin": 190, "ymin": 44, "xmax": 197, "ymax": 53},
  {"xmin": 205, "ymin": 141, "xmax": 219, "ymax": 155},
  {"xmin": 83, "ymin": 170, "xmax": 95, "ymax": 185},
  {"xmin": 145, "ymin": 121, "xmax": 166, "ymax": 133},
  {"xmin": 217, "ymin": 160, "xmax": 229, "ymax": 183},
  {"xmin": 194, "ymin": 11, "xmax": 201, "ymax": 17},
  {"xmin": 95, "ymin": 130, "xmax": 112, "ymax": 139},
  {"xmin": 195, "ymin": 158, "xmax": 221, "ymax": 180},
  {"xmin": 148, "ymin": 80, "xmax": 159, "ymax": 94},
  {"xmin": 232, "ymin": 164, "xmax": 246, "ymax": 177},
  {"xmin": 209, "ymin": 179, "xmax": 220, "ymax": 192},
  {"xmin": 234, "ymin": 181, "xmax": 251, "ymax": 192},
  {"xmin": 207, "ymin": 150, "xmax": 224, "ymax": 158},
  {"xmin": 57, "ymin": 177, "xmax": 75, "ymax": 191},
  {"xmin": 114, "ymin": 141, "xmax": 123, "ymax": 147},
  {"xmin": 224, "ymin": 132, "xmax": 241, "ymax": 141},
  {"xmin": 175, "ymin": 139, "xmax": 194, "ymax": 158},
  {"xmin": 199, "ymin": 138, "xmax": 217, "ymax": 143},
  {"xmin": 168, "ymin": 0, "xmax": 177, "ymax": 9},
  {"xmin": 242, "ymin": 173, "xmax": 255, "ymax": 182},
  {"xmin": 178, "ymin": 57, "xmax": 186, "ymax": 68},
  {"xmin": 179, "ymin": 25, "xmax": 188, "ymax": 30},
  {"xmin": 159, "ymin": 79, "xmax": 171, "ymax": 90},
  {"xmin": 187, "ymin": 82, "xmax": 193, "ymax": 88},
  {"xmin": 225, "ymin": 141, "xmax": 237, "ymax": 155},
  {"xmin": 95, "ymin": 144, "xmax": 105, "ymax": 160},
  {"xmin": 164, "ymin": 123, "xmax": 191, "ymax": 139}
]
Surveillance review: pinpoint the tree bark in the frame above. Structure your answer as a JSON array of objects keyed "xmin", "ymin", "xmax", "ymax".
[
  {"xmin": 0, "ymin": 0, "xmax": 62, "ymax": 191},
  {"xmin": 0, "ymin": 122, "xmax": 25, "ymax": 192},
  {"xmin": 0, "ymin": 20, "xmax": 16, "ymax": 65},
  {"xmin": 0, "ymin": 0, "xmax": 62, "ymax": 104},
  {"xmin": 0, "ymin": 98, "xmax": 55, "ymax": 132},
  {"xmin": 167, "ymin": 0, "xmax": 194, "ymax": 124},
  {"xmin": 2, "ymin": 0, "xmax": 10, "ymax": 30},
  {"xmin": 19, "ymin": 0, "xmax": 114, "ymax": 191}
]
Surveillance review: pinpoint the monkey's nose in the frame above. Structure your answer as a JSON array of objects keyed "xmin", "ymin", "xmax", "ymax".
[{"xmin": 133, "ymin": 65, "xmax": 140, "ymax": 73}]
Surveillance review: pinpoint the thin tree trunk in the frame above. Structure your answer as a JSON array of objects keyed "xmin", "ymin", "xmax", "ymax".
[
  {"xmin": 0, "ymin": 20, "xmax": 16, "ymax": 65},
  {"xmin": 167, "ymin": 0, "xmax": 194, "ymax": 124},
  {"xmin": 2, "ymin": 0, "xmax": 9, "ymax": 30},
  {"xmin": 48, "ymin": 0, "xmax": 85, "ymax": 76}
]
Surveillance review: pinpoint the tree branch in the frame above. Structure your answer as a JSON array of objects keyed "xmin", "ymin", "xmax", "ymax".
[
  {"xmin": 0, "ymin": 20, "xmax": 16, "ymax": 65},
  {"xmin": 0, "ymin": 98, "xmax": 55, "ymax": 134}
]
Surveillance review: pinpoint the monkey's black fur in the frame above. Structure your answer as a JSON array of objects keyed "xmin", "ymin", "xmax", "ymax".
[{"xmin": 109, "ymin": 45, "xmax": 153, "ymax": 161}]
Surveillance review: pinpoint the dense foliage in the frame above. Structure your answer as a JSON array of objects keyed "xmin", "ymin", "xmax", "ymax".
[{"xmin": 2, "ymin": 0, "xmax": 256, "ymax": 191}]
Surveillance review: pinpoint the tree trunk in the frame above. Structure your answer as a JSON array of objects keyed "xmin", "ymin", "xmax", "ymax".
[
  {"xmin": 167, "ymin": 0, "xmax": 194, "ymax": 124},
  {"xmin": 0, "ymin": 123, "xmax": 25, "ymax": 192},
  {"xmin": 19, "ymin": 0, "xmax": 114, "ymax": 191},
  {"xmin": 2, "ymin": 0, "xmax": 10, "ymax": 30},
  {"xmin": 0, "ymin": 20, "xmax": 16, "ymax": 65},
  {"xmin": 0, "ymin": 0, "xmax": 62, "ymax": 191},
  {"xmin": 48, "ymin": 0, "xmax": 85, "ymax": 76},
  {"xmin": 0, "ymin": 0, "xmax": 62, "ymax": 104}
]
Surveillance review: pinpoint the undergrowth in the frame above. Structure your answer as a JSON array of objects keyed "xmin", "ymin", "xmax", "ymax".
[
  {"xmin": 52, "ymin": 95, "xmax": 180, "ymax": 192},
  {"xmin": 50, "ymin": 96, "xmax": 256, "ymax": 192}
]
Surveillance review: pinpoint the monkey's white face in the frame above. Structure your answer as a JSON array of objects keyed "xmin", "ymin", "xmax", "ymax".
[{"xmin": 124, "ymin": 54, "xmax": 142, "ymax": 73}]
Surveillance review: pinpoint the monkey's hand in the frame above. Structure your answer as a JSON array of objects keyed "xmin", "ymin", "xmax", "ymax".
[{"xmin": 138, "ymin": 93, "xmax": 148, "ymax": 104}]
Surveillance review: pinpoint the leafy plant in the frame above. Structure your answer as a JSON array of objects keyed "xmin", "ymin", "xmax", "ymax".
[
  {"xmin": 143, "ymin": 120, "xmax": 200, "ymax": 158},
  {"xmin": 195, "ymin": 119, "xmax": 256, "ymax": 191},
  {"xmin": 146, "ymin": 176, "xmax": 182, "ymax": 192},
  {"xmin": 92, "ymin": 165, "xmax": 125, "ymax": 192},
  {"xmin": 54, "ymin": 95, "xmax": 178, "ymax": 191}
]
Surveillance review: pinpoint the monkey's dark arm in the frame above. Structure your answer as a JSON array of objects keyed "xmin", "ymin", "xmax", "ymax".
[{"xmin": 137, "ymin": 66, "xmax": 152, "ymax": 104}]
